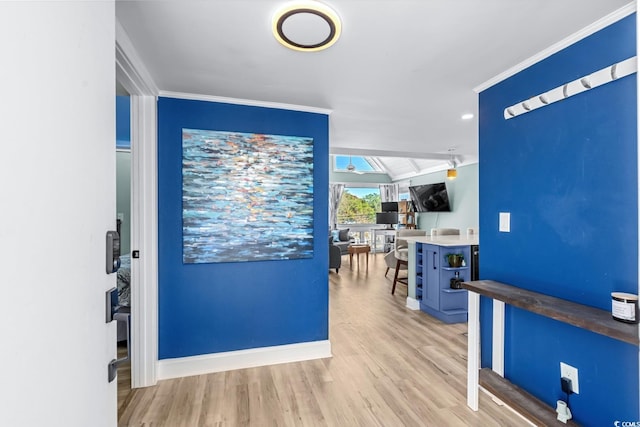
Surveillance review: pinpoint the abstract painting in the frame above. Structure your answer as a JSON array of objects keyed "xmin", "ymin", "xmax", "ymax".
[{"xmin": 182, "ymin": 128, "xmax": 314, "ymax": 264}]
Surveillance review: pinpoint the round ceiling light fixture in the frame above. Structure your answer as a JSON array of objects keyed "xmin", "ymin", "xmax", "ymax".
[{"xmin": 272, "ymin": 1, "xmax": 342, "ymax": 52}]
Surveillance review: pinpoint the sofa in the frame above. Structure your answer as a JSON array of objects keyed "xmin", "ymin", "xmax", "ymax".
[
  {"xmin": 330, "ymin": 228, "xmax": 355, "ymax": 255},
  {"xmin": 329, "ymin": 237, "xmax": 341, "ymax": 273}
]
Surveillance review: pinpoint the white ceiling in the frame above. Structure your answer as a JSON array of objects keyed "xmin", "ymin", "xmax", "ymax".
[{"xmin": 116, "ymin": 0, "xmax": 632, "ymax": 177}]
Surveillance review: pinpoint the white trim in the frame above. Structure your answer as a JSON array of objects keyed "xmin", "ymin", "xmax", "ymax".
[
  {"xmin": 158, "ymin": 90, "xmax": 332, "ymax": 115},
  {"xmin": 406, "ymin": 297, "xmax": 420, "ymax": 310},
  {"xmin": 115, "ymin": 20, "xmax": 159, "ymax": 95},
  {"xmin": 331, "ymin": 146, "xmax": 453, "ymax": 160},
  {"xmin": 475, "ymin": 2, "xmax": 636, "ymax": 93},
  {"xmin": 129, "ymin": 95, "xmax": 158, "ymax": 388},
  {"xmin": 116, "ymin": 21, "xmax": 160, "ymax": 388},
  {"xmin": 157, "ymin": 340, "xmax": 332, "ymax": 381}
]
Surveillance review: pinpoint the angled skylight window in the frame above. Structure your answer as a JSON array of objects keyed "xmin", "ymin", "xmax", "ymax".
[{"xmin": 334, "ymin": 155, "xmax": 382, "ymax": 173}]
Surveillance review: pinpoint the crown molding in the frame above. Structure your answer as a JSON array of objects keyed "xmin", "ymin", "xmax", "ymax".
[
  {"xmin": 475, "ymin": 2, "xmax": 636, "ymax": 93},
  {"xmin": 158, "ymin": 91, "xmax": 333, "ymax": 115}
]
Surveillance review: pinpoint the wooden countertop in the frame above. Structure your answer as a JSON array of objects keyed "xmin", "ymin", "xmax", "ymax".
[{"xmin": 462, "ymin": 280, "xmax": 639, "ymax": 346}]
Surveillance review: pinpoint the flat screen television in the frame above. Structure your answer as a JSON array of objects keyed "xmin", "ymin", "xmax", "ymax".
[
  {"xmin": 381, "ymin": 201, "xmax": 398, "ymax": 212},
  {"xmin": 376, "ymin": 212, "xmax": 398, "ymax": 228},
  {"xmin": 409, "ymin": 182, "xmax": 451, "ymax": 212}
]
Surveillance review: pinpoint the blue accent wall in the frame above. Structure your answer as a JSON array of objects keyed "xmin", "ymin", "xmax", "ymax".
[
  {"xmin": 479, "ymin": 14, "xmax": 638, "ymax": 425},
  {"xmin": 116, "ymin": 95, "xmax": 130, "ymax": 148},
  {"xmin": 157, "ymin": 97, "xmax": 329, "ymax": 359}
]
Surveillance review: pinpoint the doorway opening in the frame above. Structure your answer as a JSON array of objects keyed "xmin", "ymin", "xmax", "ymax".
[{"xmin": 116, "ymin": 93, "xmax": 133, "ymax": 414}]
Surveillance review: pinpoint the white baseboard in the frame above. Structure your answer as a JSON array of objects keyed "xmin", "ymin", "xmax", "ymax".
[
  {"xmin": 157, "ymin": 340, "xmax": 332, "ymax": 380},
  {"xmin": 406, "ymin": 297, "xmax": 420, "ymax": 310}
]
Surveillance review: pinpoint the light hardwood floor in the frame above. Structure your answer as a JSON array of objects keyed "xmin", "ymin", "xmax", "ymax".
[
  {"xmin": 119, "ymin": 253, "xmax": 522, "ymax": 426},
  {"xmin": 118, "ymin": 344, "xmax": 133, "ymax": 416}
]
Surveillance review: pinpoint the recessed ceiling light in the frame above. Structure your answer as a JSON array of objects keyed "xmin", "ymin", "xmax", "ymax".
[
  {"xmin": 272, "ymin": 1, "xmax": 342, "ymax": 52},
  {"xmin": 461, "ymin": 113, "xmax": 474, "ymax": 120}
]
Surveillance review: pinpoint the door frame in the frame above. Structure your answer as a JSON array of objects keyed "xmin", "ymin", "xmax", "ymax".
[{"xmin": 116, "ymin": 20, "xmax": 159, "ymax": 388}]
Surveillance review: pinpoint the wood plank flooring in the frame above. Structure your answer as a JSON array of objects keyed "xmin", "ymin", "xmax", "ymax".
[
  {"xmin": 118, "ymin": 344, "xmax": 133, "ymax": 416},
  {"xmin": 119, "ymin": 253, "xmax": 522, "ymax": 426}
]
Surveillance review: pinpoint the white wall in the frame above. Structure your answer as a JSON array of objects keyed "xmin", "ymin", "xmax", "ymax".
[
  {"xmin": 0, "ymin": 2, "xmax": 117, "ymax": 426},
  {"xmin": 403, "ymin": 163, "xmax": 479, "ymax": 232}
]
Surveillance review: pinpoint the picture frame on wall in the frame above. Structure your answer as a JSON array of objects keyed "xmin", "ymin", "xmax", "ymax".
[{"xmin": 182, "ymin": 128, "xmax": 314, "ymax": 264}]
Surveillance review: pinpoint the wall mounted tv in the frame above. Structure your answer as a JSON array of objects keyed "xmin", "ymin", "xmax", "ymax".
[{"xmin": 409, "ymin": 182, "xmax": 451, "ymax": 212}]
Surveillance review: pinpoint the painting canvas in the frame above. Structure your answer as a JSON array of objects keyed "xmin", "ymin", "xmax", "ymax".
[{"xmin": 182, "ymin": 128, "xmax": 314, "ymax": 264}]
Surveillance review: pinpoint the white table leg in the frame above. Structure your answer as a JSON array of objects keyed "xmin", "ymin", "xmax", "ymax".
[{"xmin": 467, "ymin": 291, "xmax": 480, "ymax": 411}]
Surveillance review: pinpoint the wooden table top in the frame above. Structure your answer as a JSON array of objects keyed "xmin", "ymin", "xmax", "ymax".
[
  {"xmin": 462, "ymin": 279, "xmax": 639, "ymax": 346},
  {"xmin": 348, "ymin": 244, "xmax": 371, "ymax": 253}
]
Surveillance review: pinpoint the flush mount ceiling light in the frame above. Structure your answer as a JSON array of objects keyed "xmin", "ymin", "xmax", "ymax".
[{"xmin": 272, "ymin": 1, "xmax": 342, "ymax": 52}]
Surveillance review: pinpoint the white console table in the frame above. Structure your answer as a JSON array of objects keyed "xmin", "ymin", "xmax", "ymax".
[{"xmin": 370, "ymin": 228, "xmax": 396, "ymax": 253}]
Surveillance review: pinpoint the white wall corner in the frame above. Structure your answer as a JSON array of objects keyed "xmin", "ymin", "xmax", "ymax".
[
  {"xmin": 116, "ymin": 19, "xmax": 159, "ymax": 96},
  {"xmin": 157, "ymin": 340, "xmax": 332, "ymax": 381}
]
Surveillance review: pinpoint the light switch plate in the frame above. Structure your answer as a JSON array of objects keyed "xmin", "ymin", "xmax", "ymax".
[{"xmin": 499, "ymin": 212, "xmax": 510, "ymax": 232}]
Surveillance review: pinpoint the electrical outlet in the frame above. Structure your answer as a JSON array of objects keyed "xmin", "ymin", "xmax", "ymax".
[{"xmin": 560, "ymin": 362, "xmax": 579, "ymax": 394}]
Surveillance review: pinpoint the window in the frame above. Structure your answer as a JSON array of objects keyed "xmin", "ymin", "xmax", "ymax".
[
  {"xmin": 337, "ymin": 187, "xmax": 381, "ymax": 224},
  {"xmin": 333, "ymin": 155, "xmax": 382, "ymax": 173}
]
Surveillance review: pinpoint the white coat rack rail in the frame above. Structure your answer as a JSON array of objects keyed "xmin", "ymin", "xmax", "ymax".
[{"xmin": 504, "ymin": 56, "xmax": 637, "ymax": 120}]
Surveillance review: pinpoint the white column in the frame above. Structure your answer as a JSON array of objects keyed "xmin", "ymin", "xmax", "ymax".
[
  {"xmin": 130, "ymin": 95, "xmax": 158, "ymax": 388},
  {"xmin": 467, "ymin": 291, "xmax": 481, "ymax": 410},
  {"xmin": 406, "ymin": 241, "xmax": 420, "ymax": 310}
]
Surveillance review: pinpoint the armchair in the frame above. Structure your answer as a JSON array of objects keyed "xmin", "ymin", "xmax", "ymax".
[{"xmin": 330, "ymin": 228, "xmax": 355, "ymax": 255}]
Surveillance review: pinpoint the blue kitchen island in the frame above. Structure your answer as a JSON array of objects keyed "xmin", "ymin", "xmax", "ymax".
[{"xmin": 403, "ymin": 235, "xmax": 479, "ymax": 323}]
